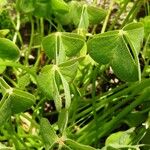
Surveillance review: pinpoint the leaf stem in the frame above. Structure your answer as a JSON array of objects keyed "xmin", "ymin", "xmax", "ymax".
[
  {"xmin": 20, "ymin": 113, "xmax": 39, "ymax": 128},
  {"xmin": 91, "ymin": 67, "xmax": 99, "ymax": 146},
  {"xmin": 109, "ymin": 0, "xmax": 130, "ymax": 30},
  {"xmin": 121, "ymin": 0, "xmax": 142, "ymax": 27},
  {"xmin": 101, "ymin": 0, "xmax": 114, "ymax": 33},
  {"xmin": 25, "ymin": 15, "xmax": 34, "ymax": 66},
  {"xmin": 0, "ymin": 61, "xmax": 36, "ymax": 79}
]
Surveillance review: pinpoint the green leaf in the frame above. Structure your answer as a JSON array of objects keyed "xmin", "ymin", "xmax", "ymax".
[
  {"xmin": 16, "ymin": 0, "xmax": 35, "ymax": 13},
  {"xmin": 33, "ymin": 0, "xmax": 52, "ymax": 18},
  {"xmin": 105, "ymin": 128, "xmax": 135, "ymax": 146},
  {"xmin": 0, "ymin": 29, "xmax": 9, "ymax": 37},
  {"xmin": 51, "ymin": 0, "xmax": 69, "ymax": 13},
  {"xmin": 59, "ymin": 57, "xmax": 84, "ymax": 82},
  {"xmin": 0, "ymin": 66, "xmax": 5, "ymax": 74},
  {"xmin": 58, "ymin": 109, "xmax": 68, "ymax": 134},
  {"xmin": 0, "ymin": 143, "xmax": 12, "ymax": 150},
  {"xmin": 18, "ymin": 74, "xmax": 30, "ymax": 90},
  {"xmin": 78, "ymin": 5, "xmax": 89, "ymax": 30},
  {"xmin": 141, "ymin": 129, "xmax": 150, "ymax": 145},
  {"xmin": 0, "ymin": 60, "xmax": 6, "ymax": 73},
  {"xmin": 140, "ymin": 16, "xmax": 150, "ymax": 38},
  {"xmin": 87, "ymin": 5, "xmax": 107, "ymax": 24},
  {"xmin": 0, "ymin": 0, "xmax": 7, "ymax": 6},
  {"xmin": 42, "ymin": 32, "xmax": 85, "ymax": 61},
  {"xmin": 0, "ymin": 77, "xmax": 35, "ymax": 114},
  {"xmin": 69, "ymin": 1, "xmax": 83, "ymax": 26},
  {"xmin": 52, "ymin": 69, "xmax": 62, "ymax": 112},
  {"xmin": 0, "ymin": 77, "xmax": 11, "ymax": 94},
  {"xmin": 0, "ymin": 0, "xmax": 7, "ymax": 14},
  {"xmin": 57, "ymin": 71, "xmax": 71, "ymax": 109},
  {"xmin": 0, "ymin": 38, "xmax": 20, "ymax": 61},
  {"xmin": 65, "ymin": 139, "xmax": 96, "ymax": 150},
  {"xmin": 57, "ymin": 1, "xmax": 106, "ymax": 27},
  {"xmin": 87, "ymin": 22, "xmax": 144, "ymax": 82},
  {"xmin": 124, "ymin": 112, "xmax": 147, "ymax": 127},
  {"xmin": 60, "ymin": 33, "xmax": 85, "ymax": 57},
  {"xmin": 0, "ymin": 93, "xmax": 11, "ymax": 126},
  {"xmin": 102, "ymin": 144, "xmax": 140, "ymax": 150},
  {"xmin": 37, "ymin": 65, "xmax": 62, "ymax": 111},
  {"xmin": 37, "ymin": 65, "xmax": 54, "ymax": 99},
  {"xmin": 42, "ymin": 34, "xmax": 57, "ymax": 60},
  {"xmin": 9, "ymin": 88, "xmax": 35, "ymax": 114},
  {"xmin": 40, "ymin": 118, "xmax": 58, "ymax": 149},
  {"xmin": 111, "ymin": 36, "xmax": 139, "ymax": 82},
  {"xmin": 88, "ymin": 31, "xmax": 119, "ymax": 65},
  {"xmin": 123, "ymin": 22, "xmax": 144, "ymax": 54}
]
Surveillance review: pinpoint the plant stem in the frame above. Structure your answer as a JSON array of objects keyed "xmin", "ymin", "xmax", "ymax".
[
  {"xmin": 21, "ymin": 113, "xmax": 39, "ymax": 128},
  {"xmin": 77, "ymin": 88, "xmax": 150, "ymax": 144},
  {"xmin": 121, "ymin": 0, "xmax": 142, "ymax": 27},
  {"xmin": 91, "ymin": 67, "xmax": 98, "ymax": 146},
  {"xmin": 128, "ymin": 0, "xmax": 143, "ymax": 23},
  {"xmin": 40, "ymin": 18, "xmax": 44, "ymax": 37},
  {"xmin": 97, "ymin": 87, "xmax": 150, "ymax": 139},
  {"xmin": 76, "ymin": 79, "xmax": 150, "ymax": 144},
  {"xmin": 101, "ymin": 0, "xmax": 114, "ymax": 33},
  {"xmin": 109, "ymin": 0, "xmax": 130, "ymax": 30},
  {"xmin": 3, "ymin": 74, "xmax": 18, "ymax": 87},
  {"xmin": 8, "ymin": 119, "xmax": 28, "ymax": 149},
  {"xmin": 25, "ymin": 15, "xmax": 34, "ymax": 66},
  {"xmin": 0, "ymin": 61, "xmax": 36, "ymax": 79},
  {"xmin": 11, "ymin": 12, "xmax": 23, "ymax": 45}
]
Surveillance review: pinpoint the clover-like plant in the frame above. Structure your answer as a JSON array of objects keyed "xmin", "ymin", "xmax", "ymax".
[{"xmin": 88, "ymin": 22, "xmax": 144, "ymax": 82}]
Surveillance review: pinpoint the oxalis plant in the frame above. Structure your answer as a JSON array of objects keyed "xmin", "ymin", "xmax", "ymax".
[{"xmin": 0, "ymin": 0, "xmax": 150, "ymax": 150}]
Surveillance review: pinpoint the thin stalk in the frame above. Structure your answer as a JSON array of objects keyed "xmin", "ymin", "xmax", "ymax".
[
  {"xmin": 55, "ymin": 34, "xmax": 59, "ymax": 65},
  {"xmin": 32, "ymin": 45, "xmax": 41, "ymax": 49},
  {"xmin": 36, "ymin": 18, "xmax": 40, "ymax": 33},
  {"xmin": 128, "ymin": 0, "xmax": 143, "ymax": 23},
  {"xmin": 91, "ymin": 67, "xmax": 98, "ymax": 145},
  {"xmin": 93, "ymin": 0, "xmax": 97, "ymax": 5},
  {"xmin": 109, "ymin": 0, "xmax": 130, "ymax": 30},
  {"xmin": 121, "ymin": 0, "xmax": 142, "ymax": 27},
  {"xmin": 76, "ymin": 79, "xmax": 150, "ymax": 142},
  {"xmin": 33, "ymin": 18, "xmax": 44, "ymax": 69},
  {"xmin": 0, "ymin": 61, "xmax": 36, "ymax": 79},
  {"xmin": 63, "ymin": 144, "xmax": 73, "ymax": 150},
  {"xmin": 13, "ymin": 12, "xmax": 22, "ymax": 44},
  {"xmin": 20, "ymin": 113, "xmax": 39, "ymax": 128},
  {"xmin": 147, "ymin": 1, "xmax": 150, "ymax": 15},
  {"xmin": 18, "ymin": 134, "xmax": 41, "ymax": 140},
  {"xmin": 78, "ymin": 87, "xmax": 150, "ymax": 144},
  {"xmin": 48, "ymin": 19, "xmax": 58, "ymax": 31},
  {"xmin": 77, "ymin": 94, "xmax": 134, "ymax": 137},
  {"xmin": 69, "ymin": 85, "xmax": 81, "ymax": 125},
  {"xmin": 75, "ymin": 83, "xmax": 128, "ymax": 120},
  {"xmin": 98, "ymin": 87, "xmax": 150, "ymax": 139},
  {"xmin": 101, "ymin": 0, "xmax": 114, "ymax": 33},
  {"xmin": 144, "ymin": 0, "xmax": 149, "ymax": 15},
  {"xmin": 32, "ymin": 97, "xmax": 46, "ymax": 117},
  {"xmin": 76, "ymin": 79, "xmax": 150, "ymax": 122},
  {"xmin": 8, "ymin": 120, "xmax": 28, "ymax": 149},
  {"xmin": 91, "ymin": 25, "xmax": 97, "ymax": 34},
  {"xmin": 142, "ymin": 34, "xmax": 150, "ymax": 66},
  {"xmin": 3, "ymin": 74, "xmax": 18, "ymax": 87},
  {"xmin": 10, "ymin": 13, "xmax": 23, "ymax": 45},
  {"xmin": 25, "ymin": 16, "xmax": 34, "ymax": 66},
  {"xmin": 34, "ymin": 51, "xmax": 42, "ymax": 70},
  {"xmin": 40, "ymin": 18, "xmax": 44, "ymax": 37}
]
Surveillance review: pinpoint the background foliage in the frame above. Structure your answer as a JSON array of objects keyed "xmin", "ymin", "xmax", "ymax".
[{"xmin": 0, "ymin": 0, "xmax": 150, "ymax": 150}]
